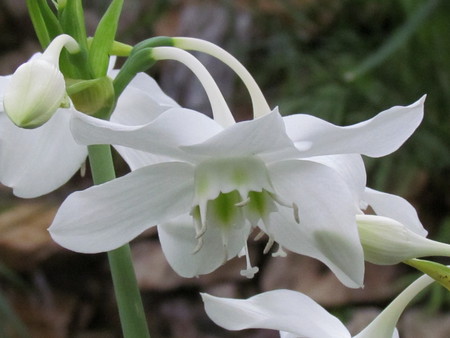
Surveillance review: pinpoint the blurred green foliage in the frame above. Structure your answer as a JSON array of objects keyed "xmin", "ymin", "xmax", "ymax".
[{"xmin": 246, "ymin": 0, "xmax": 449, "ymax": 196}]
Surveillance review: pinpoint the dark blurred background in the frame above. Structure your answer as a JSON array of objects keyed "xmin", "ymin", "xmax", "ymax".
[{"xmin": 0, "ymin": 0, "xmax": 449, "ymax": 337}]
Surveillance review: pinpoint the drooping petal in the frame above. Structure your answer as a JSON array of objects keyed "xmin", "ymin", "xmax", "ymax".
[
  {"xmin": 284, "ymin": 96, "xmax": 425, "ymax": 158},
  {"xmin": 363, "ymin": 187, "xmax": 427, "ymax": 236},
  {"xmin": 0, "ymin": 109, "xmax": 87, "ymax": 198},
  {"xmin": 49, "ymin": 162, "xmax": 195, "ymax": 253},
  {"xmin": 109, "ymin": 71, "xmax": 179, "ymax": 125},
  {"xmin": 157, "ymin": 213, "xmax": 250, "ymax": 277},
  {"xmin": 113, "ymin": 145, "xmax": 175, "ymax": 170},
  {"xmin": 267, "ymin": 159, "xmax": 365, "ymax": 288},
  {"xmin": 201, "ymin": 290, "xmax": 351, "ymax": 338},
  {"xmin": 306, "ymin": 154, "xmax": 367, "ymax": 210},
  {"xmin": 70, "ymin": 108, "xmax": 223, "ymax": 162},
  {"xmin": 181, "ymin": 108, "xmax": 300, "ymax": 161},
  {"xmin": 108, "ymin": 71, "xmax": 180, "ymax": 169}
]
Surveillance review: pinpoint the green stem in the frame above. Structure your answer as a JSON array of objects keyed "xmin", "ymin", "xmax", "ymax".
[{"xmin": 88, "ymin": 144, "xmax": 150, "ymax": 338}]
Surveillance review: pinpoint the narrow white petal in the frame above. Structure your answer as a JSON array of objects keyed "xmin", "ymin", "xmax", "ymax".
[
  {"xmin": 158, "ymin": 214, "xmax": 249, "ymax": 277},
  {"xmin": 284, "ymin": 96, "xmax": 425, "ymax": 158},
  {"xmin": 202, "ymin": 290, "xmax": 351, "ymax": 338},
  {"xmin": 0, "ymin": 109, "xmax": 87, "ymax": 198},
  {"xmin": 307, "ymin": 154, "xmax": 367, "ymax": 209},
  {"xmin": 49, "ymin": 162, "xmax": 195, "ymax": 253},
  {"xmin": 268, "ymin": 160, "xmax": 365, "ymax": 288},
  {"xmin": 108, "ymin": 71, "xmax": 180, "ymax": 169},
  {"xmin": 182, "ymin": 109, "xmax": 299, "ymax": 160},
  {"xmin": 109, "ymin": 71, "xmax": 179, "ymax": 125},
  {"xmin": 113, "ymin": 145, "xmax": 174, "ymax": 170},
  {"xmin": 71, "ymin": 108, "xmax": 223, "ymax": 162},
  {"xmin": 363, "ymin": 187, "xmax": 427, "ymax": 236}
]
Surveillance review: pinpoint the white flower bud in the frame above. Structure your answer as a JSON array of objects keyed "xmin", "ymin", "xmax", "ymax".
[
  {"xmin": 357, "ymin": 214, "xmax": 450, "ymax": 265},
  {"xmin": 3, "ymin": 34, "xmax": 79, "ymax": 128}
]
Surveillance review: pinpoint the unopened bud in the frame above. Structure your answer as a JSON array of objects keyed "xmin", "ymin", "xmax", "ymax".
[
  {"xmin": 357, "ymin": 214, "xmax": 450, "ymax": 265},
  {"xmin": 67, "ymin": 76, "xmax": 115, "ymax": 118},
  {"xmin": 3, "ymin": 34, "xmax": 79, "ymax": 128}
]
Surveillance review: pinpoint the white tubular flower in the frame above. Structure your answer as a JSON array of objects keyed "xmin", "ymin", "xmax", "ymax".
[
  {"xmin": 50, "ymin": 47, "xmax": 424, "ymax": 288},
  {"xmin": 202, "ymin": 273, "xmax": 435, "ymax": 338},
  {"xmin": 3, "ymin": 34, "xmax": 79, "ymax": 128},
  {"xmin": 357, "ymin": 214, "xmax": 450, "ymax": 265}
]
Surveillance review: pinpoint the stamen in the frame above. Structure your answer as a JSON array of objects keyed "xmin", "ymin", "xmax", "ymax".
[
  {"xmin": 192, "ymin": 237, "xmax": 203, "ymax": 254},
  {"xmin": 195, "ymin": 223, "xmax": 207, "ymax": 239},
  {"xmin": 239, "ymin": 241, "xmax": 259, "ymax": 279},
  {"xmin": 292, "ymin": 202, "xmax": 300, "ymax": 224},
  {"xmin": 263, "ymin": 237, "xmax": 275, "ymax": 254},
  {"xmin": 192, "ymin": 213, "xmax": 205, "ymax": 254},
  {"xmin": 272, "ymin": 244, "xmax": 287, "ymax": 258},
  {"xmin": 270, "ymin": 193, "xmax": 293, "ymax": 209},
  {"xmin": 235, "ymin": 196, "xmax": 251, "ymax": 207},
  {"xmin": 270, "ymin": 193, "xmax": 300, "ymax": 224},
  {"xmin": 80, "ymin": 161, "xmax": 86, "ymax": 177},
  {"xmin": 254, "ymin": 230, "xmax": 266, "ymax": 241}
]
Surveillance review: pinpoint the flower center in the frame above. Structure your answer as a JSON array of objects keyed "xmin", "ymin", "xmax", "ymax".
[{"xmin": 191, "ymin": 156, "xmax": 298, "ymax": 276}]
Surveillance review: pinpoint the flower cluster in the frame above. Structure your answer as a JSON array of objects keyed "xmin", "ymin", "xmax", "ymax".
[{"xmin": 2, "ymin": 2, "xmax": 449, "ymax": 336}]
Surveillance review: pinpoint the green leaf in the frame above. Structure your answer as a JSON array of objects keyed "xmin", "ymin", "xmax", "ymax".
[
  {"xmin": 37, "ymin": 0, "xmax": 63, "ymax": 40},
  {"xmin": 59, "ymin": 0, "xmax": 87, "ymax": 50},
  {"xmin": 404, "ymin": 259, "xmax": 450, "ymax": 291},
  {"xmin": 26, "ymin": 0, "xmax": 51, "ymax": 48},
  {"xmin": 89, "ymin": 0, "xmax": 124, "ymax": 77},
  {"xmin": 59, "ymin": 0, "xmax": 90, "ymax": 79}
]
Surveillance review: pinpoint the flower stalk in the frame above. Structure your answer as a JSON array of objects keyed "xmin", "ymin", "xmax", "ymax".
[
  {"xmin": 173, "ymin": 37, "xmax": 271, "ymax": 118},
  {"xmin": 88, "ymin": 144, "xmax": 150, "ymax": 338}
]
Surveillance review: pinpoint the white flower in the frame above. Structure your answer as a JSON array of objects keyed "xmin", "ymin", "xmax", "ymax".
[
  {"xmin": 49, "ymin": 47, "xmax": 424, "ymax": 288},
  {"xmin": 3, "ymin": 35, "xmax": 79, "ymax": 128},
  {"xmin": 0, "ymin": 59, "xmax": 176, "ymax": 197},
  {"xmin": 202, "ymin": 272, "xmax": 436, "ymax": 338}
]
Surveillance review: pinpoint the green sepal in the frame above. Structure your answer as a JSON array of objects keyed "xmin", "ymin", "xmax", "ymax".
[
  {"xmin": 67, "ymin": 76, "xmax": 115, "ymax": 119},
  {"xmin": 89, "ymin": 0, "xmax": 124, "ymax": 78},
  {"xmin": 404, "ymin": 259, "xmax": 450, "ymax": 292}
]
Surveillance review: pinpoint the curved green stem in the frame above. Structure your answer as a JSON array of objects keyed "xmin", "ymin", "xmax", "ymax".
[{"xmin": 88, "ymin": 144, "xmax": 150, "ymax": 338}]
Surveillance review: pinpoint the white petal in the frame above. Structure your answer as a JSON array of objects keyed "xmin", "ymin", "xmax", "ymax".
[
  {"xmin": 268, "ymin": 160, "xmax": 365, "ymax": 288},
  {"xmin": 49, "ymin": 162, "xmax": 195, "ymax": 253},
  {"xmin": 363, "ymin": 187, "xmax": 427, "ymax": 236},
  {"xmin": 307, "ymin": 154, "xmax": 366, "ymax": 210},
  {"xmin": 113, "ymin": 145, "xmax": 175, "ymax": 170},
  {"xmin": 110, "ymin": 71, "xmax": 179, "ymax": 125},
  {"xmin": 181, "ymin": 109, "xmax": 299, "ymax": 161},
  {"xmin": 108, "ymin": 73, "xmax": 181, "ymax": 169},
  {"xmin": 0, "ymin": 109, "xmax": 87, "ymax": 198},
  {"xmin": 284, "ymin": 96, "xmax": 425, "ymax": 158},
  {"xmin": 71, "ymin": 108, "xmax": 222, "ymax": 162},
  {"xmin": 157, "ymin": 214, "xmax": 249, "ymax": 277},
  {"xmin": 202, "ymin": 290, "xmax": 351, "ymax": 338}
]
